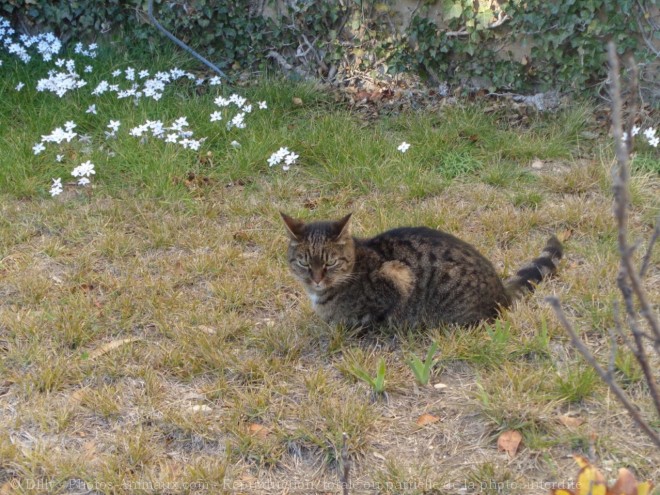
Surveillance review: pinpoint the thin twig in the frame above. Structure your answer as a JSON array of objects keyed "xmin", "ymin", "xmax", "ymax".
[
  {"xmin": 340, "ymin": 432, "xmax": 351, "ymax": 495},
  {"xmin": 617, "ymin": 273, "xmax": 660, "ymax": 413},
  {"xmin": 146, "ymin": 0, "xmax": 227, "ymax": 78},
  {"xmin": 547, "ymin": 298, "xmax": 660, "ymax": 448},
  {"xmin": 639, "ymin": 218, "xmax": 659, "ymax": 278}
]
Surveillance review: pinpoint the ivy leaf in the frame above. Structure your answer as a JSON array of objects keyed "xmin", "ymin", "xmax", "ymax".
[{"xmin": 442, "ymin": 0, "xmax": 463, "ymax": 20}]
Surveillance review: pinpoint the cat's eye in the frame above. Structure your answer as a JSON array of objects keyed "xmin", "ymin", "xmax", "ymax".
[
  {"xmin": 326, "ymin": 259, "xmax": 338, "ymax": 267},
  {"xmin": 296, "ymin": 259, "xmax": 309, "ymax": 268}
]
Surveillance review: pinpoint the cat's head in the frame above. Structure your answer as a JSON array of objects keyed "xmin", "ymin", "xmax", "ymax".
[{"xmin": 280, "ymin": 212, "xmax": 355, "ymax": 292}]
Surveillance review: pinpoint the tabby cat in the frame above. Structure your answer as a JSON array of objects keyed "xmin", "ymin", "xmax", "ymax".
[{"xmin": 281, "ymin": 212, "xmax": 562, "ymax": 327}]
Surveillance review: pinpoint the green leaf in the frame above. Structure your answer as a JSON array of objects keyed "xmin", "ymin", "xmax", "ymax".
[{"xmin": 442, "ymin": 0, "xmax": 463, "ymax": 20}]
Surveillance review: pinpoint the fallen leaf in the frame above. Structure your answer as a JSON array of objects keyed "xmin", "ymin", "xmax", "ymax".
[
  {"xmin": 373, "ymin": 452, "xmax": 386, "ymax": 461},
  {"xmin": 248, "ymin": 423, "xmax": 270, "ymax": 438},
  {"xmin": 497, "ymin": 430, "xmax": 522, "ymax": 458},
  {"xmin": 558, "ymin": 415, "xmax": 584, "ymax": 428},
  {"xmin": 433, "ymin": 382, "xmax": 448, "ymax": 390},
  {"xmin": 610, "ymin": 468, "xmax": 638, "ymax": 495},
  {"xmin": 87, "ymin": 337, "xmax": 141, "ymax": 360},
  {"xmin": 292, "ymin": 97, "xmax": 303, "ymax": 106},
  {"xmin": 531, "ymin": 159, "xmax": 544, "ymax": 170},
  {"xmin": 416, "ymin": 413, "xmax": 440, "ymax": 426}
]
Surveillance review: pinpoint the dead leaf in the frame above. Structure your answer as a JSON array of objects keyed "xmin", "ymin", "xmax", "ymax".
[
  {"xmin": 292, "ymin": 97, "xmax": 303, "ymax": 106},
  {"xmin": 497, "ymin": 430, "xmax": 522, "ymax": 458},
  {"xmin": 416, "ymin": 413, "xmax": 440, "ymax": 426},
  {"xmin": 433, "ymin": 382, "xmax": 448, "ymax": 390},
  {"xmin": 248, "ymin": 423, "xmax": 270, "ymax": 438},
  {"xmin": 610, "ymin": 468, "xmax": 638, "ymax": 495},
  {"xmin": 531, "ymin": 159, "xmax": 544, "ymax": 170},
  {"xmin": 558, "ymin": 414, "xmax": 584, "ymax": 428},
  {"xmin": 87, "ymin": 337, "xmax": 141, "ymax": 360}
]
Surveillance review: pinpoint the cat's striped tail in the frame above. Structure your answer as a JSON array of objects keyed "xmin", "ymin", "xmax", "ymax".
[{"xmin": 504, "ymin": 236, "xmax": 563, "ymax": 301}]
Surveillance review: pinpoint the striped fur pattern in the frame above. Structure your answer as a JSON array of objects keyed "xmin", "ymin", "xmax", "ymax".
[{"xmin": 281, "ymin": 213, "xmax": 562, "ymax": 328}]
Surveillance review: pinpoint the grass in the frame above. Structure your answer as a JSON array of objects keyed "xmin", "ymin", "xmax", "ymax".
[{"xmin": 1, "ymin": 37, "xmax": 660, "ymax": 494}]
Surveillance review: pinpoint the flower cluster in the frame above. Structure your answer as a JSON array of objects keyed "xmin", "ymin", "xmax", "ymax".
[
  {"xmin": 33, "ymin": 121, "xmax": 79, "ymax": 155},
  {"xmin": 1, "ymin": 17, "xmax": 97, "ymax": 63},
  {"xmin": 129, "ymin": 117, "xmax": 206, "ymax": 150},
  {"xmin": 49, "ymin": 160, "xmax": 96, "ymax": 197},
  {"xmin": 267, "ymin": 147, "xmax": 299, "ymax": 171},
  {"xmin": 1, "ymin": 15, "xmax": 302, "ymax": 198},
  {"xmin": 71, "ymin": 160, "xmax": 96, "ymax": 186},
  {"xmin": 211, "ymin": 94, "xmax": 267, "ymax": 130},
  {"xmin": 631, "ymin": 126, "xmax": 658, "ymax": 148}
]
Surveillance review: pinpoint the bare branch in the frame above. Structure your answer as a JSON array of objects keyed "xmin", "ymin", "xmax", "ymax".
[
  {"xmin": 608, "ymin": 42, "xmax": 660, "ymax": 346},
  {"xmin": 547, "ymin": 297, "xmax": 660, "ymax": 448}
]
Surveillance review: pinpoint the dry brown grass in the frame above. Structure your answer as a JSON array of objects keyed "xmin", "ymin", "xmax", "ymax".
[{"xmin": 0, "ymin": 154, "xmax": 659, "ymax": 494}]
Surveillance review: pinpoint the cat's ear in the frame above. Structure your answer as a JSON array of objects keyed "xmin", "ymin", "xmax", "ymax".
[
  {"xmin": 333, "ymin": 213, "xmax": 352, "ymax": 243},
  {"xmin": 280, "ymin": 212, "xmax": 304, "ymax": 242}
]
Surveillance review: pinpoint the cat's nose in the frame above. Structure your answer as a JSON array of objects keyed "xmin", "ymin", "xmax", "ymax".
[{"xmin": 311, "ymin": 269, "xmax": 324, "ymax": 284}]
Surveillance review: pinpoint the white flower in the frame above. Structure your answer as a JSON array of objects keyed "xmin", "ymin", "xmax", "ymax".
[
  {"xmin": 86, "ymin": 104, "xmax": 97, "ymax": 114},
  {"xmin": 71, "ymin": 160, "xmax": 95, "ymax": 178},
  {"xmin": 165, "ymin": 133, "xmax": 179, "ymax": 143},
  {"xmin": 77, "ymin": 177, "xmax": 90, "ymax": 186},
  {"xmin": 228, "ymin": 112, "xmax": 246, "ymax": 129},
  {"xmin": 32, "ymin": 142, "xmax": 45, "ymax": 155},
  {"xmin": 649, "ymin": 135, "xmax": 659, "ymax": 148},
  {"xmin": 92, "ymin": 80, "xmax": 109, "ymax": 95},
  {"xmin": 209, "ymin": 76, "xmax": 222, "ymax": 86},
  {"xmin": 214, "ymin": 96, "xmax": 230, "ymax": 107},
  {"xmin": 397, "ymin": 142, "xmax": 411, "ymax": 153},
  {"xmin": 243, "ymin": 104, "xmax": 252, "ymax": 113},
  {"xmin": 170, "ymin": 117, "xmax": 189, "ymax": 131},
  {"xmin": 64, "ymin": 121, "xmax": 76, "ymax": 132},
  {"xmin": 210, "ymin": 111, "xmax": 223, "ymax": 122},
  {"xmin": 230, "ymin": 140, "xmax": 241, "ymax": 148},
  {"xmin": 49, "ymin": 178, "xmax": 63, "ymax": 196},
  {"xmin": 631, "ymin": 125, "xmax": 640, "ymax": 137},
  {"xmin": 229, "ymin": 94, "xmax": 247, "ymax": 108},
  {"xmin": 56, "ymin": 154, "xmax": 64, "ymax": 162},
  {"xmin": 112, "ymin": 69, "xmax": 121, "ymax": 77},
  {"xmin": 41, "ymin": 127, "xmax": 76, "ymax": 144},
  {"xmin": 15, "ymin": 82, "xmax": 24, "ymax": 91},
  {"xmin": 84, "ymin": 65, "xmax": 93, "ymax": 73},
  {"xmin": 267, "ymin": 147, "xmax": 299, "ymax": 170},
  {"xmin": 284, "ymin": 152, "xmax": 299, "ymax": 166},
  {"xmin": 125, "ymin": 67, "xmax": 135, "ymax": 81},
  {"xmin": 138, "ymin": 70, "xmax": 150, "ymax": 79},
  {"xmin": 196, "ymin": 78, "xmax": 205, "ymax": 86},
  {"xmin": 258, "ymin": 101, "xmax": 267, "ymax": 110}
]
